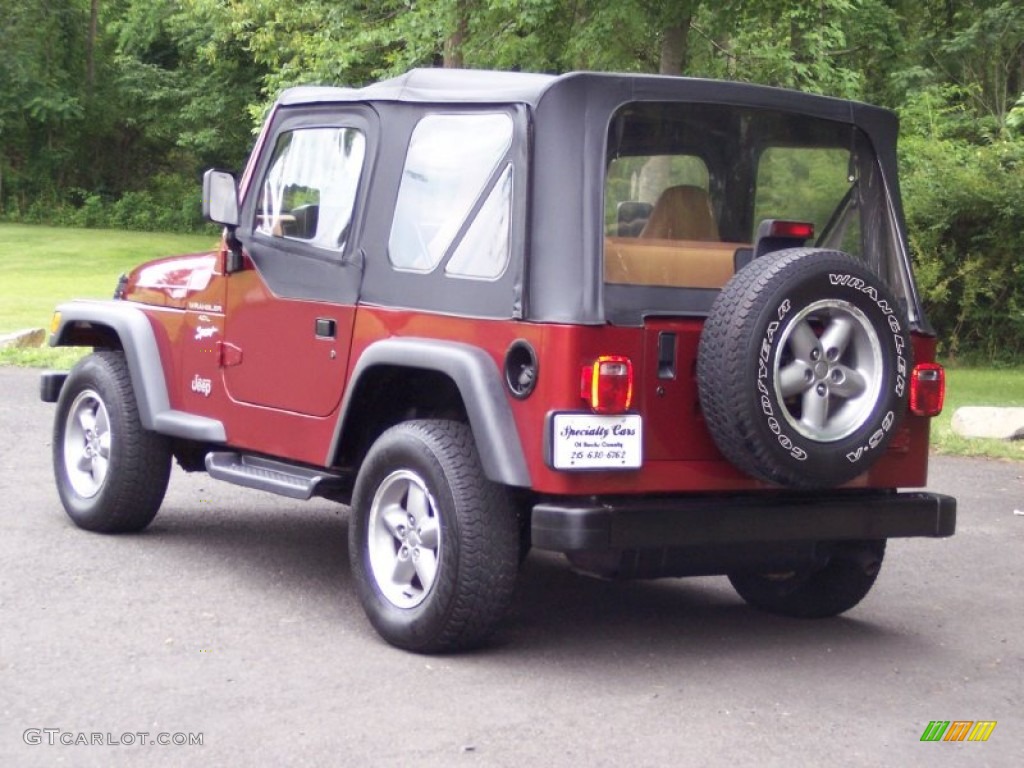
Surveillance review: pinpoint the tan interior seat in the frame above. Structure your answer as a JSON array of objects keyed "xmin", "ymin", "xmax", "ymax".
[
  {"xmin": 604, "ymin": 237, "xmax": 744, "ymax": 288},
  {"xmin": 639, "ymin": 185, "xmax": 719, "ymax": 242}
]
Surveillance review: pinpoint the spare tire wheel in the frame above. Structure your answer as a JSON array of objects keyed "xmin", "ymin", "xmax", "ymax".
[{"xmin": 697, "ymin": 248, "xmax": 912, "ymax": 488}]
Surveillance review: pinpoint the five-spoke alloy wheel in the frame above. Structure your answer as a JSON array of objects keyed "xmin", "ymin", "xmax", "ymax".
[
  {"xmin": 773, "ymin": 299, "xmax": 883, "ymax": 443},
  {"xmin": 698, "ymin": 248, "xmax": 911, "ymax": 488},
  {"xmin": 367, "ymin": 469, "xmax": 442, "ymax": 609},
  {"xmin": 63, "ymin": 389, "xmax": 113, "ymax": 499}
]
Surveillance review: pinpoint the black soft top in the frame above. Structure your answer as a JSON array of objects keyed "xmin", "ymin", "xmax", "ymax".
[
  {"xmin": 278, "ymin": 69, "xmax": 909, "ymax": 326},
  {"xmin": 279, "ymin": 68, "xmax": 895, "ymax": 129},
  {"xmin": 280, "ymin": 68, "xmax": 557, "ymax": 107}
]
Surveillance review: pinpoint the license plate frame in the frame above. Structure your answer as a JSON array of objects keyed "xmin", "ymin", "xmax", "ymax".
[{"xmin": 549, "ymin": 413, "xmax": 643, "ymax": 470}]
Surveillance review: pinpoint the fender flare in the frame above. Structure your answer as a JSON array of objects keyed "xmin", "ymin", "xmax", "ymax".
[
  {"xmin": 51, "ymin": 300, "xmax": 225, "ymax": 442},
  {"xmin": 332, "ymin": 338, "xmax": 531, "ymax": 488}
]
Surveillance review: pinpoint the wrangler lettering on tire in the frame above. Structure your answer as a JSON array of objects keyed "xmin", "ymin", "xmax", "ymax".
[{"xmin": 697, "ymin": 248, "xmax": 912, "ymax": 489}]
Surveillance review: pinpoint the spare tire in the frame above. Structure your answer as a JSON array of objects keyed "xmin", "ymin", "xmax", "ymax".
[{"xmin": 697, "ymin": 248, "xmax": 912, "ymax": 488}]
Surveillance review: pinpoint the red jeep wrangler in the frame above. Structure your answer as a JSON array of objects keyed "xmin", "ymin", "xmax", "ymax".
[{"xmin": 42, "ymin": 69, "xmax": 954, "ymax": 652}]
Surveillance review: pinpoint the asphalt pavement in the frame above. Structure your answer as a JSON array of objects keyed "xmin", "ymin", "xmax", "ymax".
[{"xmin": 0, "ymin": 365, "xmax": 1020, "ymax": 767}]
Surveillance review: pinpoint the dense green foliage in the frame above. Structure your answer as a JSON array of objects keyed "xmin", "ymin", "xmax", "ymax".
[
  {"xmin": 902, "ymin": 127, "xmax": 1024, "ymax": 361},
  {"xmin": 0, "ymin": 0, "xmax": 260, "ymax": 231},
  {"xmin": 1, "ymin": 1, "xmax": 1022, "ymax": 358}
]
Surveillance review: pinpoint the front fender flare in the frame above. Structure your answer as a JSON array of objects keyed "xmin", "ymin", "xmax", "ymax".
[
  {"xmin": 333, "ymin": 338, "xmax": 531, "ymax": 488},
  {"xmin": 50, "ymin": 300, "xmax": 225, "ymax": 442}
]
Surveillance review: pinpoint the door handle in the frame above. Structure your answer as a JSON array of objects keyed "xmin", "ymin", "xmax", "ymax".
[{"xmin": 315, "ymin": 318, "xmax": 337, "ymax": 339}]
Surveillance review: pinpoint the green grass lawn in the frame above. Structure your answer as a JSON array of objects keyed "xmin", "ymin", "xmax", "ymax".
[
  {"xmin": 1, "ymin": 222, "xmax": 1020, "ymax": 460},
  {"xmin": 0, "ymin": 223, "xmax": 215, "ymax": 366},
  {"xmin": 931, "ymin": 367, "xmax": 1024, "ymax": 460}
]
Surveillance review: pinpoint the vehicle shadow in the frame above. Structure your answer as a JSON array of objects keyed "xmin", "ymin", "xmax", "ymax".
[
  {"xmin": 135, "ymin": 490, "xmax": 923, "ymax": 664},
  {"xmin": 502, "ymin": 551, "xmax": 913, "ymax": 660},
  {"xmin": 139, "ymin": 493, "xmax": 357, "ymax": 616}
]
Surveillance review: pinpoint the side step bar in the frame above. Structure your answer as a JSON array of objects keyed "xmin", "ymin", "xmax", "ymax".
[{"xmin": 205, "ymin": 452, "xmax": 345, "ymax": 500}]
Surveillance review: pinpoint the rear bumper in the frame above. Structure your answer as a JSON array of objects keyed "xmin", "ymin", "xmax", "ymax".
[{"xmin": 531, "ymin": 491, "xmax": 956, "ymax": 552}]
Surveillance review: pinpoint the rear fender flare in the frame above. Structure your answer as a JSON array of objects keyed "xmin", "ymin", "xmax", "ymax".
[{"xmin": 332, "ymin": 338, "xmax": 531, "ymax": 488}]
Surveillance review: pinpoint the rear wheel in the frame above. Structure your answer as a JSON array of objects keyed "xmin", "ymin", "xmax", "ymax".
[
  {"xmin": 349, "ymin": 420, "xmax": 519, "ymax": 653},
  {"xmin": 53, "ymin": 351, "xmax": 172, "ymax": 532},
  {"xmin": 728, "ymin": 540, "xmax": 886, "ymax": 618}
]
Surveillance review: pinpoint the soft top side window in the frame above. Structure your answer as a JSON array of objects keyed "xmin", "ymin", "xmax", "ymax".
[
  {"xmin": 389, "ymin": 113, "xmax": 513, "ymax": 277},
  {"xmin": 256, "ymin": 127, "xmax": 366, "ymax": 250}
]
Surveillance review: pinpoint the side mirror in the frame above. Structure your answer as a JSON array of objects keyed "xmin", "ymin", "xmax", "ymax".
[{"xmin": 202, "ymin": 169, "xmax": 239, "ymax": 227}]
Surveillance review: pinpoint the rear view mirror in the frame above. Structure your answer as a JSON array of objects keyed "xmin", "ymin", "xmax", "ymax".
[{"xmin": 202, "ymin": 169, "xmax": 239, "ymax": 227}]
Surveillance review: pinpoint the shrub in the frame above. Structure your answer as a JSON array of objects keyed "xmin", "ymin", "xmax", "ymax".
[
  {"xmin": 900, "ymin": 135, "xmax": 1024, "ymax": 362},
  {"xmin": 0, "ymin": 173, "xmax": 213, "ymax": 234}
]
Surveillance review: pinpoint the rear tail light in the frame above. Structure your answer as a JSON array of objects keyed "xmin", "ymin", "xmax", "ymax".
[
  {"xmin": 581, "ymin": 356, "xmax": 634, "ymax": 414},
  {"xmin": 909, "ymin": 363, "xmax": 945, "ymax": 416},
  {"xmin": 753, "ymin": 219, "xmax": 816, "ymax": 259}
]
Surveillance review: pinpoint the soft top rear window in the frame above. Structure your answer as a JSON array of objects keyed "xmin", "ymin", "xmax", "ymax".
[{"xmin": 603, "ymin": 102, "xmax": 910, "ymax": 324}]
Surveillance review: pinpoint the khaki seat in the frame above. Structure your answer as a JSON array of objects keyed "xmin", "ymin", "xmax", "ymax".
[
  {"xmin": 640, "ymin": 185, "xmax": 719, "ymax": 242},
  {"xmin": 605, "ymin": 237, "xmax": 744, "ymax": 289}
]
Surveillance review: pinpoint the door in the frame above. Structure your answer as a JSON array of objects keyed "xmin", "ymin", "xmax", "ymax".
[{"xmin": 223, "ymin": 110, "xmax": 374, "ymax": 418}]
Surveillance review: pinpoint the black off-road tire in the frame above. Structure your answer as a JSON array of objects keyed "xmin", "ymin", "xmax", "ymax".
[
  {"xmin": 349, "ymin": 420, "xmax": 520, "ymax": 653},
  {"xmin": 53, "ymin": 351, "xmax": 172, "ymax": 532},
  {"xmin": 728, "ymin": 540, "xmax": 886, "ymax": 618},
  {"xmin": 697, "ymin": 248, "xmax": 912, "ymax": 488}
]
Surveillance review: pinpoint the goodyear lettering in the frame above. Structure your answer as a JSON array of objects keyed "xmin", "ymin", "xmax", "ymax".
[
  {"xmin": 755, "ymin": 300, "xmax": 805, "ymax": 462},
  {"xmin": 760, "ymin": 273, "xmax": 909, "ymax": 467},
  {"xmin": 756, "ymin": 349, "xmax": 806, "ymax": 462}
]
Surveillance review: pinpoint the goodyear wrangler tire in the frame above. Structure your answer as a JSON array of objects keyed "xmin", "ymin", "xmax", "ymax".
[
  {"xmin": 349, "ymin": 420, "xmax": 519, "ymax": 653},
  {"xmin": 697, "ymin": 248, "xmax": 911, "ymax": 489}
]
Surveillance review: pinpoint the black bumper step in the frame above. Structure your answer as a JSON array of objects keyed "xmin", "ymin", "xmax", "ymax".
[
  {"xmin": 39, "ymin": 371, "xmax": 68, "ymax": 403},
  {"xmin": 532, "ymin": 491, "xmax": 956, "ymax": 552}
]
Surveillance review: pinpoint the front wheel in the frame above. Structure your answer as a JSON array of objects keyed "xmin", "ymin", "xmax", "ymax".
[
  {"xmin": 728, "ymin": 540, "xmax": 886, "ymax": 618},
  {"xmin": 53, "ymin": 351, "xmax": 171, "ymax": 532},
  {"xmin": 349, "ymin": 420, "xmax": 519, "ymax": 653}
]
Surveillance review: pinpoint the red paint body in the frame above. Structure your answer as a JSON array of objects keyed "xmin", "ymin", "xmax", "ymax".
[{"xmin": 123, "ymin": 248, "xmax": 934, "ymax": 494}]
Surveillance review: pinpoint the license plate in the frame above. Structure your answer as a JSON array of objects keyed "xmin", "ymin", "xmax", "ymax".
[{"xmin": 550, "ymin": 413, "xmax": 643, "ymax": 470}]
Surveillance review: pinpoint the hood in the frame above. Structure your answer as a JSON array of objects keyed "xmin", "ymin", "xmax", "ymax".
[{"xmin": 122, "ymin": 252, "xmax": 218, "ymax": 309}]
